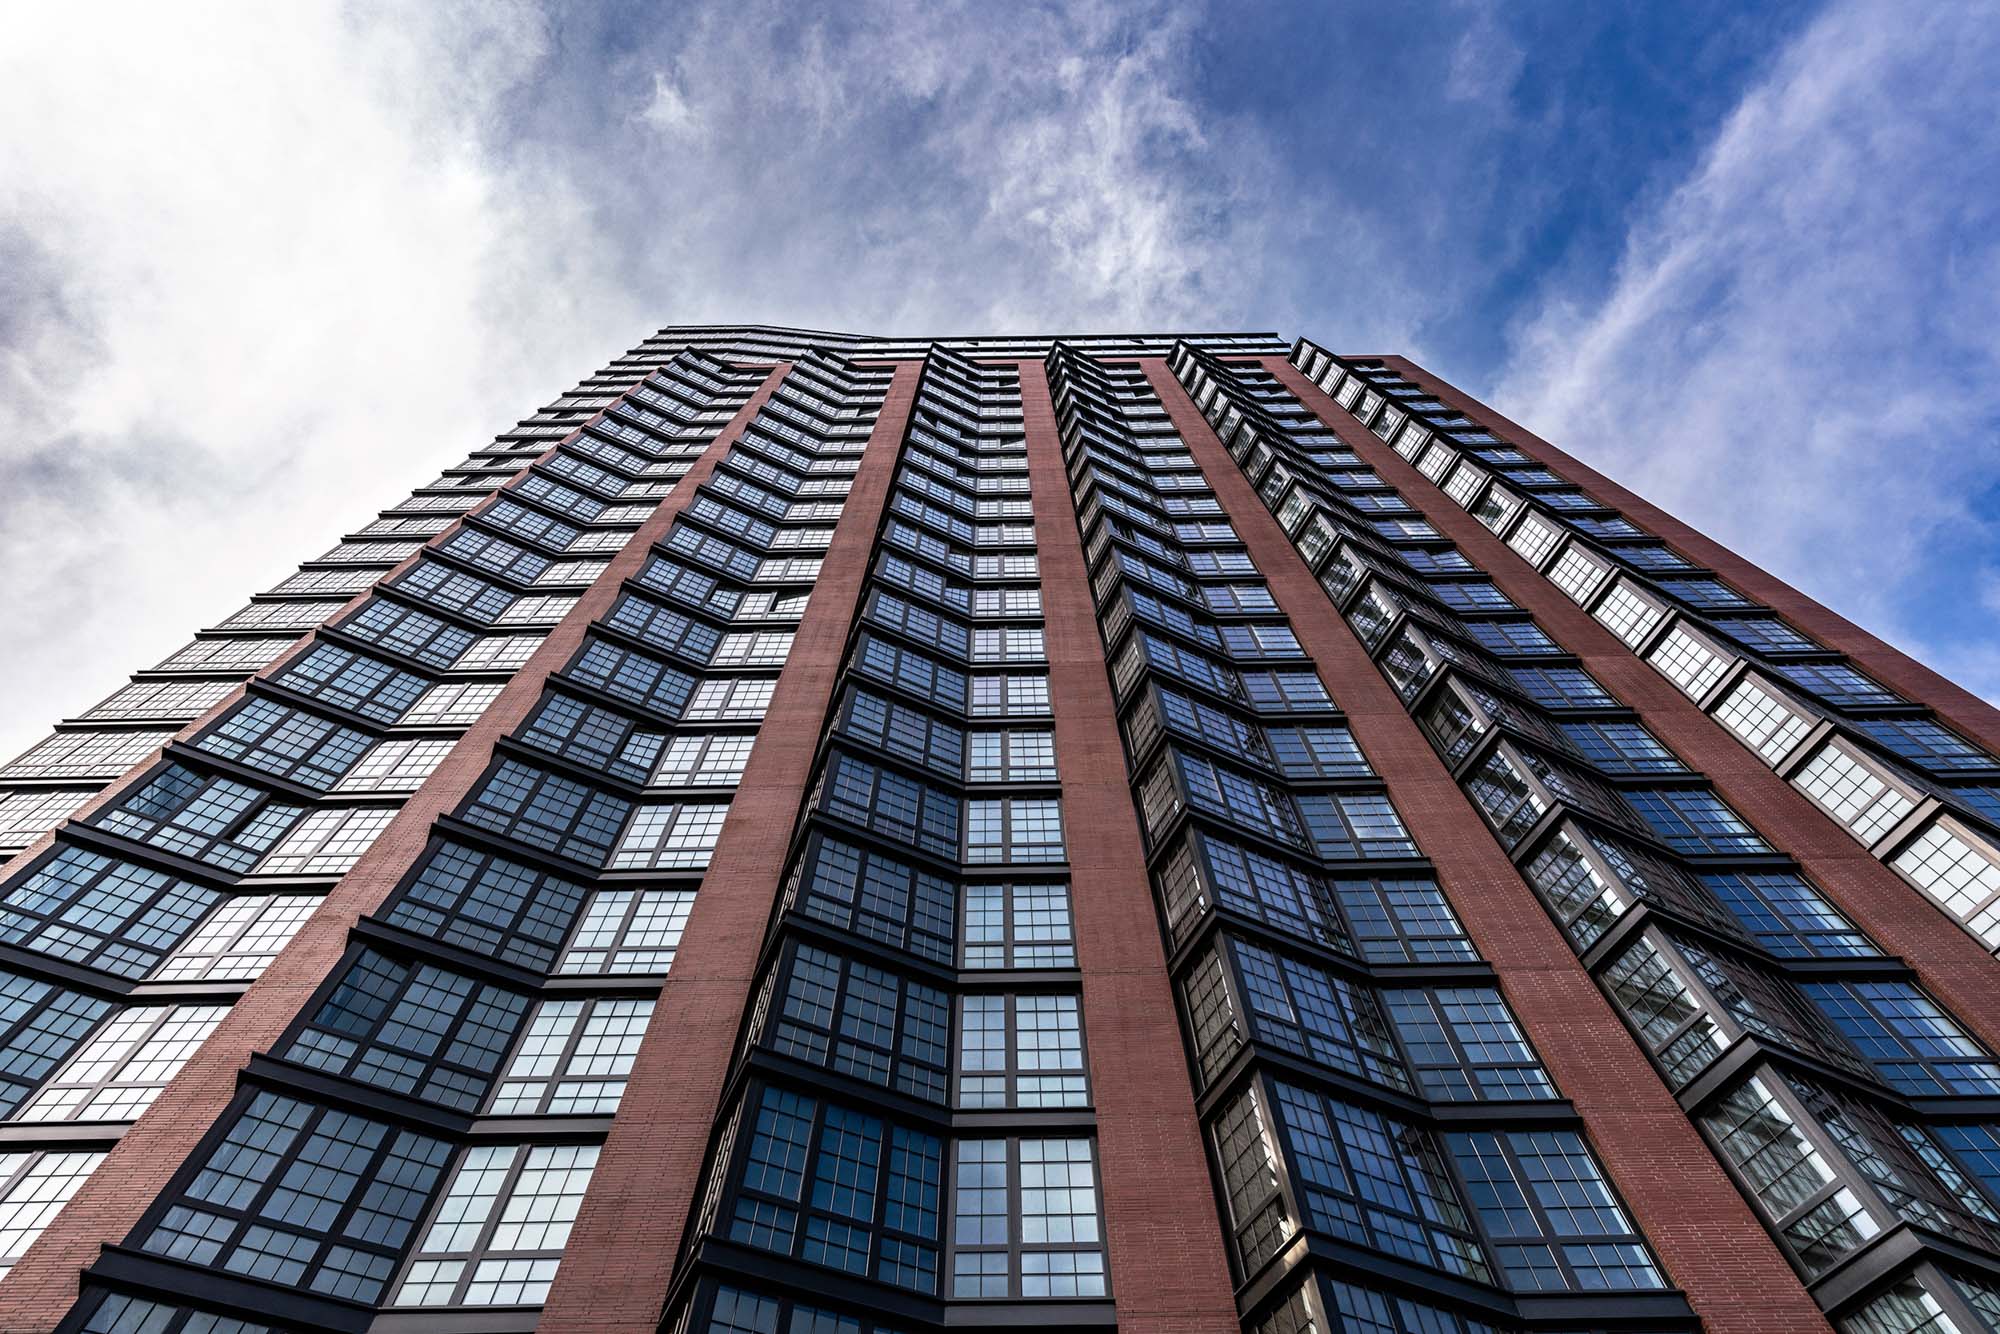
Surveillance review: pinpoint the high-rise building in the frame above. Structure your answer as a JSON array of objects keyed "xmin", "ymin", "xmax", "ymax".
[{"xmin": 0, "ymin": 325, "xmax": 1996, "ymax": 1334}]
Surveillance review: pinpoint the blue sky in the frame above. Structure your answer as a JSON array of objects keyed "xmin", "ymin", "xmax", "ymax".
[{"xmin": 1, "ymin": 0, "xmax": 1996, "ymax": 759}]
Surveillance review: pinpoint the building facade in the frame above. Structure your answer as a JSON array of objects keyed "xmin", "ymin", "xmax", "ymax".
[{"xmin": 0, "ymin": 325, "xmax": 1995, "ymax": 1334}]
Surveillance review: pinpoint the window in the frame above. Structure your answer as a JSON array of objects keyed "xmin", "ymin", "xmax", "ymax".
[
  {"xmin": 1649, "ymin": 627, "xmax": 1732, "ymax": 701},
  {"xmin": 968, "ymin": 730, "xmax": 1056, "ymax": 783},
  {"xmin": 389, "ymin": 560, "xmax": 514, "ymax": 623},
  {"xmin": 1894, "ymin": 818, "xmax": 2000, "ymax": 949},
  {"xmin": 971, "ymin": 627, "xmax": 1044, "ymax": 663},
  {"xmin": 788, "ymin": 834, "xmax": 955, "ymax": 966},
  {"xmin": 762, "ymin": 944, "xmax": 948, "ymax": 1103},
  {"xmin": 142, "ymin": 1090, "xmax": 452, "ymax": 1303},
  {"xmin": 1447, "ymin": 1131, "xmax": 1661, "ymax": 1291},
  {"xmin": 1794, "ymin": 741, "xmax": 1916, "ymax": 844},
  {"xmin": 961, "ymin": 882, "xmax": 1073, "ymax": 969},
  {"xmin": 273, "ymin": 643, "xmax": 430, "ymax": 724},
  {"xmin": 395, "ymin": 1143, "xmax": 598, "ymax": 1306},
  {"xmin": 335, "ymin": 597, "xmax": 476, "ymax": 669},
  {"xmin": 519, "ymin": 694, "xmax": 666, "ymax": 785},
  {"xmin": 1386, "ymin": 989, "xmax": 1554, "ymax": 1102},
  {"xmin": 0, "ymin": 974, "xmax": 112, "ymax": 1117},
  {"xmin": 2, "ymin": 729, "xmax": 173, "ymax": 780},
  {"xmin": 652, "ymin": 732, "xmax": 756, "ymax": 787},
  {"xmin": 335, "ymin": 737, "xmax": 454, "ymax": 793},
  {"xmin": 1295, "ymin": 793, "xmax": 1418, "ymax": 861},
  {"xmin": 1773, "ymin": 661, "xmax": 1903, "ymax": 709},
  {"xmin": 384, "ymin": 841, "xmax": 588, "ymax": 972},
  {"xmin": 1625, "ymin": 787, "xmax": 1771, "ymax": 856},
  {"xmin": 1505, "ymin": 665, "xmax": 1615, "ymax": 710},
  {"xmin": 1713, "ymin": 616, "xmax": 1820, "ymax": 655},
  {"xmin": 1803, "ymin": 979, "xmax": 2000, "ymax": 1097},
  {"xmin": 15, "ymin": 1003, "xmax": 227, "ymax": 1122},
  {"xmin": 1593, "ymin": 582, "xmax": 1665, "ymax": 648},
  {"xmin": 1700, "ymin": 872, "xmax": 1876, "ymax": 959},
  {"xmin": 1852, "ymin": 717, "xmax": 1995, "ymax": 775},
  {"xmin": 457, "ymin": 632, "xmax": 545, "ymax": 670},
  {"xmin": 285, "ymin": 948, "xmax": 529, "ymax": 1112},
  {"xmin": 1, "ymin": 844, "xmax": 222, "ymax": 977},
  {"xmin": 950, "ymin": 1137, "xmax": 1104, "ymax": 1297},
  {"xmin": 1265, "ymin": 725, "xmax": 1370, "ymax": 779},
  {"xmin": 0, "ymin": 788, "xmax": 90, "ymax": 842},
  {"xmin": 607, "ymin": 802, "xmax": 729, "ymax": 870},
  {"xmin": 150, "ymin": 892, "xmax": 323, "ymax": 981},
  {"xmin": 258, "ymin": 805, "xmax": 396, "ymax": 876},
  {"xmin": 489, "ymin": 998, "xmax": 653, "ymax": 1114},
  {"xmin": 728, "ymin": 1086, "xmax": 941, "ymax": 1293},
  {"xmin": 970, "ymin": 673, "xmax": 1050, "ymax": 717},
  {"xmin": 192, "ymin": 699, "xmax": 370, "ymax": 791},
  {"xmin": 462, "ymin": 760, "xmax": 632, "ymax": 867},
  {"xmin": 156, "ymin": 638, "xmax": 289, "ymax": 673},
  {"xmin": 85, "ymin": 679, "xmax": 237, "ymax": 721},
  {"xmin": 220, "ymin": 600, "xmax": 350, "ymax": 633},
  {"xmin": 685, "ymin": 677, "xmax": 776, "ymax": 722},
  {"xmin": 1261, "ymin": 1080, "xmax": 1490, "ymax": 1281},
  {"xmin": 957, "ymin": 993, "xmax": 1086, "ymax": 1108},
  {"xmin": 1698, "ymin": 1076, "xmax": 1872, "ymax": 1276},
  {"xmin": 1335, "ymin": 877, "xmax": 1475, "ymax": 963},
  {"xmin": 1228, "ymin": 938, "xmax": 1408, "ymax": 1093},
  {"xmin": 557, "ymin": 888, "xmax": 695, "ymax": 974},
  {"xmin": 1558, "ymin": 720, "xmax": 1684, "ymax": 775},
  {"xmin": 1713, "ymin": 676, "xmax": 1814, "ymax": 765},
  {"xmin": 1656, "ymin": 577, "xmax": 1753, "ymax": 610},
  {"xmin": 402, "ymin": 680, "xmax": 505, "ymax": 727},
  {"xmin": 966, "ymin": 799, "xmax": 1064, "ymax": 864},
  {"xmin": 0, "ymin": 1149, "xmax": 106, "ymax": 1276}
]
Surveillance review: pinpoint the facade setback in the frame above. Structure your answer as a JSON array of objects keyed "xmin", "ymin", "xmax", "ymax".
[{"xmin": 0, "ymin": 324, "xmax": 1994, "ymax": 1334}]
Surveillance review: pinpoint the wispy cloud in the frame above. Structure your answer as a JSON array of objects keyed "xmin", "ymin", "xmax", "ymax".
[{"xmin": 1492, "ymin": 0, "xmax": 2000, "ymax": 699}]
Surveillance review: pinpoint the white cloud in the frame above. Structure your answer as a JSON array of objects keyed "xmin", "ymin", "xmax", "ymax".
[
  {"xmin": 1492, "ymin": 0, "xmax": 2000, "ymax": 699},
  {"xmin": 0, "ymin": 2, "xmax": 641, "ymax": 761},
  {"xmin": 639, "ymin": 72, "xmax": 699, "ymax": 136}
]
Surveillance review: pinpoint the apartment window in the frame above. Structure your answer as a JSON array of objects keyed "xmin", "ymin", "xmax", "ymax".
[
  {"xmin": 685, "ymin": 677, "xmax": 776, "ymax": 722},
  {"xmin": 1773, "ymin": 661, "xmax": 1904, "ymax": 709},
  {"xmin": 821, "ymin": 752, "xmax": 959, "ymax": 859},
  {"xmin": 729, "ymin": 1086, "xmax": 942, "ymax": 1293},
  {"xmin": 1295, "ymin": 793, "xmax": 1417, "ymax": 861},
  {"xmin": 1700, "ymin": 872, "xmax": 1876, "ymax": 959},
  {"xmin": 336, "ymin": 597, "xmax": 476, "ymax": 669},
  {"xmin": 1894, "ymin": 818, "xmax": 2000, "ymax": 949},
  {"xmin": 489, "ymin": 997, "xmax": 653, "ymax": 1114},
  {"xmin": 789, "ymin": 835, "xmax": 955, "ymax": 966},
  {"xmin": 713, "ymin": 631, "xmax": 795, "ymax": 667},
  {"xmin": 764, "ymin": 944, "xmax": 948, "ymax": 1103},
  {"xmin": 957, "ymin": 993, "xmax": 1086, "ymax": 1108},
  {"xmin": 2, "ymin": 844, "xmax": 222, "ymax": 977},
  {"xmin": 1508, "ymin": 515, "xmax": 1563, "ymax": 567},
  {"xmin": 1230, "ymin": 938, "xmax": 1408, "ymax": 1093},
  {"xmin": 152, "ymin": 892, "xmax": 322, "ymax": 981},
  {"xmin": 462, "ymin": 760, "xmax": 632, "ymax": 866},
  {"xmin": 1447, "ymin": 1131, "xmax": 1661, "ymax": 1291},
  {"xmin": 652, "ymin": 732, "xmax": 756, "ymax": 787},
  {"xmin": 1714, "ymin": 616, "xmax": 1821, "ymax": 655},
  {"xmin": 1649, "ymin": 627, "xmax": 1732, "ymax": 701},
  {"xmin": 86, "ymin": 679, "xmax": 237, "ymax": 722},
  {"xmin": 273, "ymin": 643, "xmax": 431, "ymax": 724},
  {"xmin": 0, "ymin": 974, "xmax": 108, "ymax": 1117},
  {"xmin": 1657, "ymin": 577, "xmax": 1753, "ymax": 611},
  {"xmin": 1265, "ymin": 1080, "xmax": 1490, "ymax": 1282},
  {"xmin": 336, "ymin": 737, "xmax": 454, "ymax": 793},
  {"xmin": 142, "ymin": 1091, "xmax": 451, "ymax": 1303},
  {"xmin": 1593, "ymin": 582, "xmax": 1665, "ymax": 647},
  {"xmin": 1852, "ymin": 717, "xmax": 1994, "ymax": 775},
  {"xmin": 0, "ymin": 1149, "xmax": 106, "ymax": 1276},
  {"xmin": 950, "ymin": 1137, "xmax": 1105, "ymax": 1297},
  {"xmin": 1625, "ymin": 787, "xmax": 1771, "ymax": 856},
  {"xmin": 15, "ymin": 1003, "xmax": 227, "ymax": 1122},
  {"xmin": 608, "ymin": 801, "xmax": 729, "ymax": 870},
  {"xmin": 1386, "ymin": 989, "xmax": 1555, "ymax": 1102},
  {"xmin": 192, "ymin": 699, "xmax": 369, "ymax": 791},
  {"xmin": 390, "ymin": 560, "xmax": 514, "ymax": 623},
  {"xmin": 1265, "ymin": 725, "xmax": 1370, "ymax": 780},
  {"xmin": 606, "ymin": 592, "xmax": 725, "ymax": 662},
  {"xmin": 258, "ymin": 805, "xmax": 396, "ymax": 876},
  {"xmin": 403, "ymin": 680, "xmax": 505, "ymax": 727},
  {"xmin": 1558, "ymin": 720, "xmax": 1684, "ymax": 775},
  {"xmin": 0, "ymin": 788, "xmax": 91, "ymax": 842},
  {"xmin": 2, "ymin": 729, "xmax": 173, "ymax": 780},
  {"xmin": 1803, "ymin": 979, "xmax": 2000, "ymax": 1097},
  {"xmin": 520, "ymin": 694, "xmax": 667, "ymax": 785},
  {"xmin": 221, "ymin": 600, "xmax": 350, "ymax": 633},
  {"xmin": 971, "ymin": 627, "xmax": 1045, "ymax": 663},
  {"xmin": 1335, "ymin": 877, "xmax": 1475, "ymax": 963},
  {"xmin": 968, "ymin": 730, "xmax": 1056, "ymax": 783},
  {"xmin": 1547, "ymin": 548, "xmax": 1608, "ymax": 604},
  {"xmin": 383, "ymin": 841, "xmax": 585, "ymax": 972},
  {"xmin": 557, "ymin": 888, "xmax": 694, "ymax": 974},
  {"xmin": 1698, "ymin": 1076, "xmax": 1872, "ymax": 1276},
  {"xmin": 961, "ymin": 882, "xmax": 1073, "ymax": 969},
  {"xmin": 285, "ymin": 948, "xmax": 529, "ymax": 1111},
  {"xmin": 967, "ymin": 799, "xmax": 1064, "ymax": 864},
  {"xmin": 394, "ymin": 1143, "xmax": 598, "ymax": 1306},
  {"xmin": 1795, "ymin": 741, "xmax": 1916, "ymax": 844},
  {"xmin": 1506, "ymin": 665, "xmax": 1616, "ymax": 710},
  {"xmin": 1713, "ymin": 676, "xmax": 1815, "ymax": 765},
  {"xmin": 156, "ymin": 637, "xmax": 289, "ymax": 673}
]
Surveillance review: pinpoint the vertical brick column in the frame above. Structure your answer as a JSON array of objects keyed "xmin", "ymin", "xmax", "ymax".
[
  {"xmin": 0, "ymin": 364, "xmax": 794, "ymax": 1331},
  {"xmin": 1146, "ymin": 360, "xmax": 1830, "ymax": 1334},
  {"xmin": 1372, "ymin": 356, "xmax": 2000, "ymax": 762},
  {"xmin": 1269, "ymin": 355, "xmax": 2000, "ymax": 1053},
  {"xmin": 1017, "ymin": 360, "xmax": 1241, "ymax": 1334},
  {"xmin": 538, "ymin": 360, "xmax": 921, "ymax": 1334}
]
